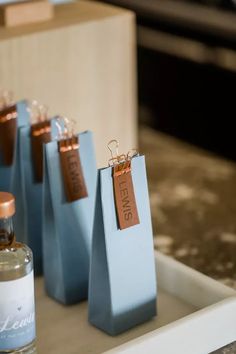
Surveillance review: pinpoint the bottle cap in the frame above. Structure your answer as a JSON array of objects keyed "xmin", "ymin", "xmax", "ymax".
[{"xmin": 0, "ymin": 192, "xmax": 15, "ymax": 218}]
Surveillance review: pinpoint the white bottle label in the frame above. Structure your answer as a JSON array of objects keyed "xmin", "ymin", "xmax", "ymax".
[{"xmin": 0, "ymin": 271, "xmax": 36, "ymax": 351}]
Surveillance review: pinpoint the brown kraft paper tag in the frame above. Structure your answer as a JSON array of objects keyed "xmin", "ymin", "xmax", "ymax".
[
  {"xmin": 59, "ymin": 137, "xmax": 88, "ymax": 202},
  {"xmin": 0, "ymin": 105, "xmax": 17, "ymax": 166},
  {"xmin": 31, "ymin": 121, "xmax": 51, "ymax": 182},
  {"xmin": 113, "ymin": 160, "xmax": 140, "ymax": 230}
]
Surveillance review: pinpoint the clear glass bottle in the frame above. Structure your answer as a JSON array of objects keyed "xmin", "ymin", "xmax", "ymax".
[{"xmin": 0, "ymin": 192, "xmax": 36, "ymax": 354}]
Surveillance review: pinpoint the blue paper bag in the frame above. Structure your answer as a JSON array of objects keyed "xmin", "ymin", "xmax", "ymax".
[
  {"xmin": 43, "ymin": 130, "xmax": 97, "ymax": 304},
  {"xmin": 19, "ymin": 118, "xmax": 58, "ymax": 275},
  {"xmin": 0, "ymin": 100, "xmax": 30, "ymax": 240},
  {"xmin": 88, "ymin": 155, "xmax": 157, "ymax": 335}
]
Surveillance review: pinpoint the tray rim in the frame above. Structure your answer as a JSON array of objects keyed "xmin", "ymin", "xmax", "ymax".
[
  {"xmin": 156, "ymin": 251, "xmax": 236, "ymax": 306},
  {"xmin": 104, "ymin": 251, "xmax": 236, "ymax": 354}
]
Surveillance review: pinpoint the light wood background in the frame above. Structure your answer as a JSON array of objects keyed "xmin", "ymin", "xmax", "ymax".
[{"xmin": 0, "ymin": 1, "xmax": 137, "ymax": 166}]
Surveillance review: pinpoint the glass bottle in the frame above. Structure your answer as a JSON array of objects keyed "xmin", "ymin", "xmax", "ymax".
[{"xmin": 0, "ymin": 192, "xmax": 36, "ymax": 354}]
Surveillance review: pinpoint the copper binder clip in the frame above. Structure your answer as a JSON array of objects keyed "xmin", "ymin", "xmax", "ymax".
[
  {"xmin": 30, "ymin": 101, "xmax": 52, "ymax": 182},
  {"xmin": 56, "ymin": 117, "xmax": 88, "ymax": 202},
  {"xmin": 0, "ymin": 90, "xmax": 17, "ymax": 166},
  {"xmin": 107, "ymin": 140, "xmax": 139, "ymax": 230}
]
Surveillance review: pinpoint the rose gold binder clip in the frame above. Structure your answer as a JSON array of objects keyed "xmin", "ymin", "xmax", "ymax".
[
  {"xmin": 107, "ymin": 139, "xmax": 138, "ymax": 176},
  {"xmin": 0, "ymin": 90, "xmax": 17, "ymax": 165},
  {"xmin": 56, "ymin": 117, "xmax": 79, "ymax": 153},
  {"xmin": 30, "ymin": 100, "xmax": 52, "ymax": 182}
]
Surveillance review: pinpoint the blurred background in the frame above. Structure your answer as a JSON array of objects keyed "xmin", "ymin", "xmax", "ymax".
[{"xmin": 101, "ymin": 0, "xmax": 236, "ymax": 160}]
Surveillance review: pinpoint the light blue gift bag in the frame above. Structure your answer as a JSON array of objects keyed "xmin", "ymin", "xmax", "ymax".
[
  {"xmin": 19, "ymin": 117, "xmax": 58, "ymax": 275},
  {"xmin": 43, "ymin": 130, "xmax": 97, "ymax": 304},
  {"xmin": 88, "ymin": 153, "xmax": 157, "ymax": 335},
  {"xmin": 0, "ymin": 100, "xmax": 30, "ymax": 240}
]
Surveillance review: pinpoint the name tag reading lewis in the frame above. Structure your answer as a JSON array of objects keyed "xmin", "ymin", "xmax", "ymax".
[
  {"xmin": 31, "ymin": 120, "xmax": 51, "ymax": 182},
  {"xmin": 113, "ymin": 160, "xmax": 140, "ymax": 230},
  {"xmin": 58, "ymin": 135, "xmax": 88, "ymax": 202},
  {"xmin": 0, "ymin": 105, "xmax": 17, "ymax": 166}
]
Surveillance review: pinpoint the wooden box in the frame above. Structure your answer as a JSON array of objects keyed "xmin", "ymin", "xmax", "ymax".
[
  {"xmin": 0, "ymin": 1, "xmax": 137, "ymax": 166},
  {"xmin": 0, "ymin": 0, "xmax": 54, "ymax": 27}
]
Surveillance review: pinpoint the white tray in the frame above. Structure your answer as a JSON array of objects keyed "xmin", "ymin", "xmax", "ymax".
[{"xmin": 36, "ymin": 251, "xmax": 236, "ymax": 354}]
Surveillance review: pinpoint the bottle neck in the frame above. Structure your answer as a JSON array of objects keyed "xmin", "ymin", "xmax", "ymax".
[{"xmin": 0, "ymin": 216, "xmax": 15, "ymax": 249}]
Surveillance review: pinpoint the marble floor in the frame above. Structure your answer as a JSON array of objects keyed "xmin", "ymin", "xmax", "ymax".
[{"xmin": 139, "ymin": 126, "xmax": 236, "ymax": 354}]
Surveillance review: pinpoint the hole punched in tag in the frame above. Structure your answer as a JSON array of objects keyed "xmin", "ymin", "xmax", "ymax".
[
  {"xmin": 0, "ymin": 90, "xmax": 17, "ymax": 166},
  {"xmin": 30, "ymin": 101, "xmax": 52, "ymax": 183},
  {"xmin": 108, "ymin": 140, "xmax": 140, "ymax": 230},
  {"xmin": 56, "ymin": 117, "xmax": 88, "ymax": 202}
]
